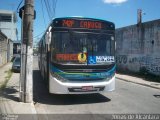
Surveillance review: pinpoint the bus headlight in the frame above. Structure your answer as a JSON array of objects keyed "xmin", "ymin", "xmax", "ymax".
[
  {"xmin": 103, "ymin": 73, "xmax": 115, "ymax": 81},
  {"xmin": 51, "ymin": 72, "xmax": 68, "ymax": 82}
]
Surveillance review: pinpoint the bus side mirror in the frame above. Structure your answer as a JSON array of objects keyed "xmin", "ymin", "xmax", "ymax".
[
  {"xmin": 48, "ymin": 26, "xmax": 52, "ymax": 45},
  {"xmin": 46, "ymin": 26, "xmax": 52, "ymax": 51}
]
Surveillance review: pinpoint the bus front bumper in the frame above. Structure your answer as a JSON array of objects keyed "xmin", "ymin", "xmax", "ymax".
[{"xmin": 49, "ymin": 74, "xmax": 115, "ymax": 94}]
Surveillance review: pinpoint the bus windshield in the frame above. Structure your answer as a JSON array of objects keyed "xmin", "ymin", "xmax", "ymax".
[{"xmin": 52, "ymin": 32, "xmax": 113, "ymax": 64}]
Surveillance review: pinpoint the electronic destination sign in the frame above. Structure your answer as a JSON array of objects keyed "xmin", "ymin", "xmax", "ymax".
[{"xmin": 53, "ymin": 18, "xmax": 115, "ymax": 30}]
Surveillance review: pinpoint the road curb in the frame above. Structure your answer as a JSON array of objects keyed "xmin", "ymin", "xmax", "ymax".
[
  {"xmin": 31, "ymin": 102, "xmax": 37, "ymax": 114},
  {"xmin": 30, "ymin": 103, "xmax": 38, "ymax": 120},
  {"xmin": 116, "ymin": 77, "xmax": 160, "ymax": 90}
]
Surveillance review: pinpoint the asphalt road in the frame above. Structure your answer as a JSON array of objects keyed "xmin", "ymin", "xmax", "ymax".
[{"xmin": 33, "ymin": 56, "xmax": 160, "ymax": 120}]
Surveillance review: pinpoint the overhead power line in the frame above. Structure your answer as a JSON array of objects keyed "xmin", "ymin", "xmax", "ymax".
[
  {"xmin": 16, "ymin": 0, "xmax": 24, "ymax": 13},
  {"xmin": 53, "ymin": 0, "xmax": 58, "ymax": 18},
  {"xmin": 46, "ymin": 0, "xmax": 53, "ymax": 17},
  {"xmin": 41, "ymin": 0, "xmax": 47, "ymax": 28},
  {"xmin": 42, "ymin": 0, "xmax": 58, "ymax": 21},
  {"xmin": 38, "ymin": 0, "xmax": 58, "ymax": 40},
  {"xmin": 43, "ymin": 0, "xmax": 52, "ymax": 20},
  {"xmin": 34, "ymin": 31, "xmax": 45, "ymax": 38}
]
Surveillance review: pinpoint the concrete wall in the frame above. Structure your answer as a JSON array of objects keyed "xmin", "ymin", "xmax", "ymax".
[
  {"xmin": 116, "ymin": 19, "xmax": 160, "ymax": 76},
  {"xmin": 7, "ymin": 39, "xmax": 13, "ymax": 62},
  {"xmin": 0, "ymin": 10, "xmax": 17, "ymax": 41},
  {"xmin": 0, "ymin": 31, "xmax": 13, "ymax": 67},
  {"xmin": 0, "ymin": 31, "xmax": 8, "ymax": 67}
]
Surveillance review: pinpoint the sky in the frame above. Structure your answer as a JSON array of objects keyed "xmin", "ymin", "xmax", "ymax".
[{"xmin": 0, "ymin": 0, "xmax": 160, "ymax": 42}]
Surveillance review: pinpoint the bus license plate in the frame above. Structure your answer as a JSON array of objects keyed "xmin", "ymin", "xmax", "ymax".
[{"xmin": 82, "ymin": 86, "xmax": 93, "ymax": 91}]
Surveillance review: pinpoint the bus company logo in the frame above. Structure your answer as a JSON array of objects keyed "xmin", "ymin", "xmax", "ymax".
[{"xmin": 78, "ymin": 53, "xmax": 87, "ymax": 63}]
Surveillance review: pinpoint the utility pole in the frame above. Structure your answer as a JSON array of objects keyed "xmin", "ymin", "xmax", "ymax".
[
  {"xmin": 137, "ymin": 9, "xmax": 142, "ymax": 26},
  {"xmin": 20, "ymin": 0, "xmax": 34, "ymax": 103}
]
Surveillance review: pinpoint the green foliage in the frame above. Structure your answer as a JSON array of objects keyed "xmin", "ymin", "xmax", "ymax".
[{"xmin": 0, "ymin": 69, "xmax": 13, "ymax": 90}]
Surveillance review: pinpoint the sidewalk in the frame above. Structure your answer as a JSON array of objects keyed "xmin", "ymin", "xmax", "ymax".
[
  {"xmin": 0, "ymin": 62, "xmax": 160, "ymax": 118},
  {"xmin": 116, "ymin": 73, "xmax": 160, "ymax": 89},
  {"xmin": 0, "ymin": 63, "xmax": 37, "ymax": 120}
]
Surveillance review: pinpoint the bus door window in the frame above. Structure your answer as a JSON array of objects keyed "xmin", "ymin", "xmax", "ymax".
[
  {"xmin": 79, "ymin": 35, "xmax": 87, "ymax": 54},
  {"xmin": 87, "ymin": 34, "xmax": 97, "ymax": 56},
  {"xmin": 87, "ymin": 34, "xmax": 111, "ymax": 56},
  {"xmin": 97, "ymin": 35, "xmax": 106, "ymax": 56},
  {"xmin": 106, "ymin": 37, "xmax": 111, "ymax": 56},
  {"xmin": 61, "ymin": 33, "xmax": 70, "ymax": 53}
]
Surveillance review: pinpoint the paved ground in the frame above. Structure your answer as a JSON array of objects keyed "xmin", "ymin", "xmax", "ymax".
[
  {"xmin": 116, "ymin": 74, "xmax": 160, "ymax": 89},
  {"xmin": 0, "ymin": 62, "xmax": 37, "ymax": 120},
  {"xmin": 0, "ymin": 56, "xmax": 160, "ymax": 120},
  {"xmin": 0, "ymin": 63, "xmax": 12, "ymax": 88},
  {"xmin": 32, "ymin": 56, "xmax": 160, "ymax": 119}
]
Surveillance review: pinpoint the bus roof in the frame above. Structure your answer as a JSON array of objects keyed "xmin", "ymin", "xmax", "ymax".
[{"xmin": 39, "ymin": 17, "xmax": 115, "ymax": 41}]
